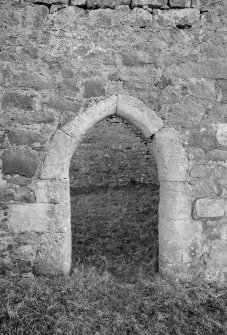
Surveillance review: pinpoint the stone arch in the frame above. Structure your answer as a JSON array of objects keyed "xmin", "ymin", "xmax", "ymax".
[{"xmin": 29, "ymin": 94, "xmax": 192, "ymax": 280}]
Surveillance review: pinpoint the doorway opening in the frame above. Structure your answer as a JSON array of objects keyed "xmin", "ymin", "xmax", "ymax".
[
  {"xmin": 36, "ymin": 95, "xmax": 190, "ymax": 281},
  {"xmin": 69, "ymin": 116, "xmax": 159, "ymax": 283}
]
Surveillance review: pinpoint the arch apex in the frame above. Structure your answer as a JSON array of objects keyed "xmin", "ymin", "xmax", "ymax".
[{"xmin": 116, "ymin": 94, "xmax": 163, "ymax": 138}]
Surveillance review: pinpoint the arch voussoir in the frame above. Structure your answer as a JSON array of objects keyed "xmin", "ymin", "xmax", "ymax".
[
  {"xmin": 61, "ymin": 95, "xmax": 117, "ymax": 140},
  {"xmin": 116, "ymin": 94, "xmax": 163, "ymax": 138}
]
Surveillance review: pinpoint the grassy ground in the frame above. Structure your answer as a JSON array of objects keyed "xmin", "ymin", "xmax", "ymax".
[
  {"xmin": 0, "ymin": 270, "xmax": 226, "ymax": 334},
  {"xmin": 71, "ymin": 184, "xmax": 159, "ymax": 283},
  {"xmin": 0, "ymin": 185, "xmax": 227, "ymax": 334}
]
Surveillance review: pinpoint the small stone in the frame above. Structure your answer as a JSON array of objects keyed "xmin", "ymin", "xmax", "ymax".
[
  {"xmin": 15, "ymin": 187, "xmax": 36, "ymax": 203},
  {"xmin": 0, "ymin": 222, "xmax": 10, "ymax": 231},
  {"xmin": 71, "ymin": 0, "xmax": 86, "ymax": 5},
  {"xmin": 217, "ymin": 124, "xmax": 227, "ymax": 147},
  {"xmin": 17, "ymin": 259, "xmax": 32, "ymax": 273},
  {"xmin": 131, "ymin": 0, "xmax": 167, "ymax": 7},
  {"xmin": 28, "ymin": 0, "xmax": 68, "ymax": 4},
  {"xmin": 0, "ymin": 242, "xmax": 7, "ymax": 252},
  {"xmin": 207, "ymin": 150, "xmax": 227, "ymax": 162},
  {"xmin": 21, "ymin": 272, "xmax": 35, "ymax": 280},
  {"xmin": 195, "ymin": 198, "xmax": 224, "ymax": 218},
  {"xmin": 87, "ymin": 0, "xmax": 130, "ymax": 8},
  {"xmin": 169, "ymin": 0, "xmax": 191, "ymax": 7},
  {"xmin": 220, "ymin": 80, "xmax": 227, "ymax": 102},
  {"xmin": 190, "ymin": 165, "xmax": 213, "ymax": 178}
]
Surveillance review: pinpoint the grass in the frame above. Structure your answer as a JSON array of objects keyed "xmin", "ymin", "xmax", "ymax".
[
  {"xmin": 0, "ymin": 270, "xmax": 226, "ymax": 334},
  {"xmin": 0, "ymin": 184, "xmax": 227, "ymax": 334},
  {"xmin": 71, "ymin": 184, "xmax": 159, "ymax": 283}
]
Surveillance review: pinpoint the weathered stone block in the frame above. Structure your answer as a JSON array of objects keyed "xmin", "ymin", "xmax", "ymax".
[
  {"xmin": 129, "ymin": 8, "xmax": 153, "ymax": 27},
  {"xmin": 58, "ymin": 79, "xmax": 80, "ymax": 98},
  {"xmin": 190, "ymin": 165, "xmax": 213, "ymax": 178},
  {"xmin": 152, "ymin": 128, "xmax": 188, "ymax": 181},
  {"xmin": 186, "ymin": 78, "xmax": 217, "ymax": 100},
  {"xmin": 5, "ymin": 110, "xmax": 56, "ymax": 125},
  {"xmin": 217, "ymin": 124, "xmax": 227, "ymax": 147},
  {"xmin": 7, "ymin": 124, "xmax": 55, "ymax": 147},
  {"xmin": 169, "ymin": 0, "xmax": 191, "ymax": 7},
  {"xmin": 193, "ymin": 178, "xmax": 218, "ymax": 199},
  {"xmin": 33, "ymin": 232, "xmax": 71, "ymax": 275},
  {"xmin": 165, "ymin": 61, "xmax": 227, "ymax": 80},
  {"xmin": 1, "ymin": 92, "xmax": 34, "ymax": 112},
  {"xmin": 220, "ymin": 80, "xmax": 227, "ymax": 102},
  {"xmin": 188, "ymin": 129, "xmax": 218, "ymax": 152},
  {"xmin": 71, "ymin": 0, "xmax": 86, "ymax": 5},
  {"xmin": 62, "ymin": 95, "xmax": 117, "ymax": 138},
  {"xmin": 84, "ymin": 80, "xmax": 106, "ymax": 98},
  {"xmin": 12, "ymin": 72, "xmax": 55, "ymax": 92},
  {"xmin": 131, "ymin": 0, "xmax": 167, "ymax": 7},
  {"xmin": 0, "ymin": 186, "xmax": 35, "ymax": 204},
  {"xmin": 2, "ymin": 148, "xmax": 39, "ymax": 177},
  {"xmin": 34, "ymin": 179, "xmax": 70, "ymax": 204},
  {"xmin": 159, "ymin": 181, "xmax": 191, "ymax": 220},
  {"xmin": 45, "ymin": 97, "xmax": 81, "ymax": 113},
  {"xmin": 87, "ymin": 0, "xmax": 130, "ymax": 8},
  {"xmin": 207, "ymin": 150, "xmax": 227, "ymax": 162},
  {"xmin": 13, "ymin": 244, "xmax": 36, "ymax": 266},
  {"xmin": 159, "ymin": 218, "xmax": 202, "ymax": 268},
  {"xmin": 153, "ymin": 8, "xmax": 200, "ymax": 27},
  {"xmin": 195, "ymin": 198, "xmax": 224, "ymax": 218},
  {"xmin": 8, "ymin": 203, "xmax": 70, "ymax": 233},
  {"xmin": 28, "ymin": 0, "xmax": 68, "ymax": 4},
  {"xmin": 40, "ymin": 130, "xmax": 77, "ymax": 179}
]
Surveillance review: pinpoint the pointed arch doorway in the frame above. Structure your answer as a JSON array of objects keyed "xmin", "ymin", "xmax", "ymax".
[{"xmin": 34, "ymin": 94, "xmax": 192, "ymax": 281}]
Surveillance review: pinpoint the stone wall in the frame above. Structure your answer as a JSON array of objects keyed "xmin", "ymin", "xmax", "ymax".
[{"xmin": 0, "ymin": 0, "xmax": 227, "ymax": 283}]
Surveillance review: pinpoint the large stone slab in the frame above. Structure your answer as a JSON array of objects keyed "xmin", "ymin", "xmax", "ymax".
[
  {"xmin": 33, "ymin": 231, "xmax": 71, "ymax": 275},
  {"xmin": 2, "ymin": 148, "xmax": 39, "ymax": 177},
  {"xmin": 159, "ymin": 181, "xmax": 191, "ymax": 220},
  {"xmin": 159, "ymin": 218, "xmax": 202, "ymax": 279},
  {"xmin": 8, "ymin": 203, "xmax": 70, "ymax": 233},
  {"xmin": 165, "ymin": 61, "xmax": 227, "ymax": 80},
  {"xmin": 195, "ymin": 198, "xmax": 225, "ymax": 218},
  {"xmin": 152, "ymin": 128, "xmax": 188, "ymax": 181},
  {"xmin": 153, "ymin": 8, "xmax": 200, "ymax": 27},
  {"xmin": 40, "ymin": 130, "xmax": 77, "ymax": 179},
  {"xmin": 186, "ymin": 78, "xmax": 217, "ymax": 100},
  {"xmin": 1, "ymin": 92, "xmax": 34, "ymax": 112},
  {"xmin": 33, "ymin": 179, "xmax": 70, "ymax": 204}
]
